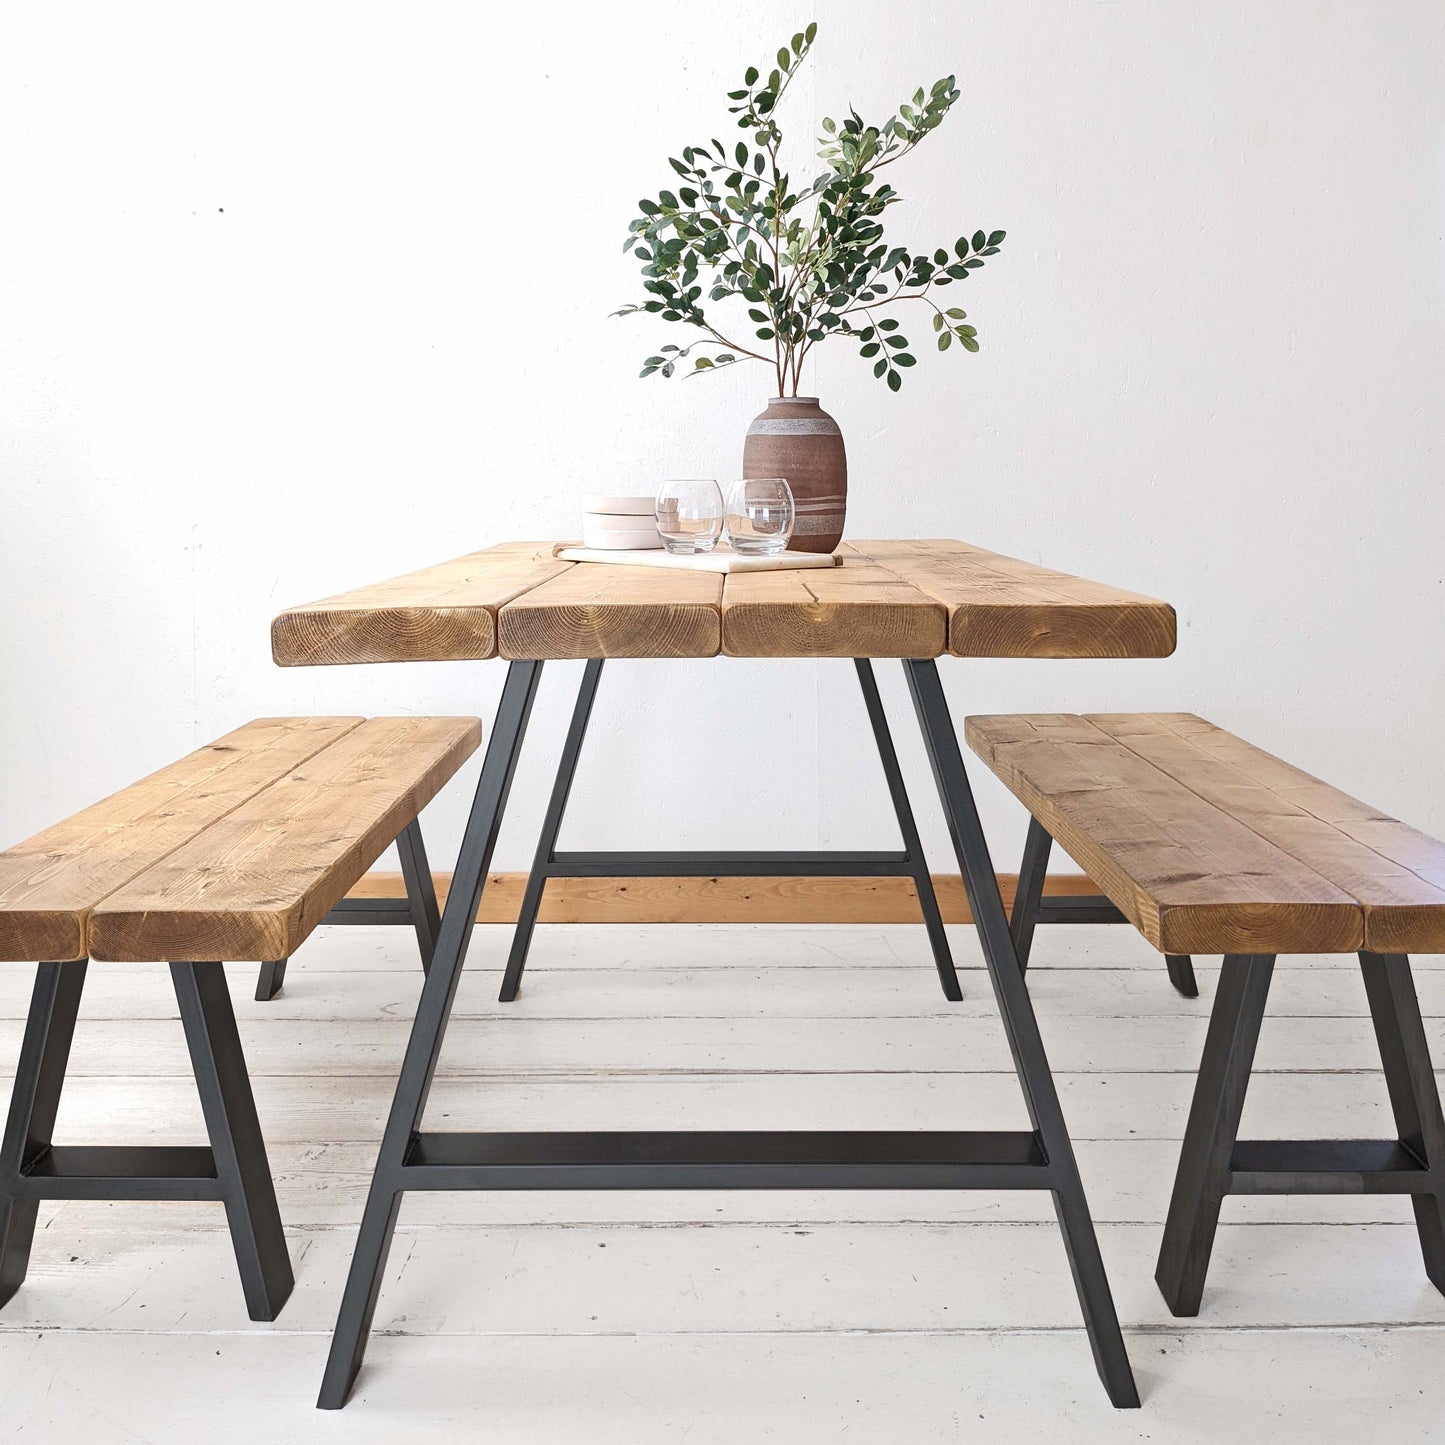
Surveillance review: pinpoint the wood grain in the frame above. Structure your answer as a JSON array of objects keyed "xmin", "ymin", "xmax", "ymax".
[
  {"xmin": 341, "ymin": 869, "xmax": 1103, "ymax": 925},
  {"xmin": 965, "ymin": 713, "xmax": 1363, "ymax": 954},
  {"xmin": 497, "ymin": 563, "xmax": 722, "ymax": 659},
  {"xmin": 273, "ymin": 539, "xmax": 1174, "ymax": 662},
  {"xmin": 0, "ymin": 718, "xmax": 364, "ymax": 962},
  {"xmin": 271, "ymin": 544, "xmax": 568, "ymax": 666},
  {"xmin": 89, "ymin": 717, "xmax": 481, "ymax": 962},
  {"xmin": 721, "ymin": 553, "xmax": 946, "ymax": 658},
  {"xmin": 1084, "ymin": 713, "xmax": 1445, "ymax": 952},
  {"xmin": 851, "ymin": 540, "xmax": 1177, "ymax": 659}
]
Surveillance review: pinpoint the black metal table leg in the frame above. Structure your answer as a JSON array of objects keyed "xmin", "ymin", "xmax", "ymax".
[
  {"xmin": 499, "ymin": 658, "xmax": 604, "ymax": 1002},
  {"xmin": 1010, "ymin": 817, "xmax": 1053, "ymax": 971},
  {"xmin": 854, "ymin": 659, "xmax": 961, "ymax": 1001},
  {"xmin": 319, "ymin": 658, "xmax": 544, "ymax": 1409},
  {"xmin": 0, "ymin": 960, "xmax": 87, "ymax": 1307},
  {"xmin": 397, "ymin": 818, "xmax": 442, "ymax": 971},
  {"xmin": 902, "ymin": 659, "xmax": 1139, "ymax": 1408},
  {"xmin": 1155, "ymin": 953, "xmax": 1274, "ymax": 1315},
  {"xmin": 1360, "ymin": 950, "xmax": 1445, "ymax": 1292},
  {"xmin": 172, "ymin": 961, "xmax": 293, "ymax": 1320}
]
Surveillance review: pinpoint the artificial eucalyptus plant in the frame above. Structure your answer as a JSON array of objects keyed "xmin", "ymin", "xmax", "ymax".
[{"xmin": 615, "ymin": 21, "xmax": 1005, "ymax": 396}]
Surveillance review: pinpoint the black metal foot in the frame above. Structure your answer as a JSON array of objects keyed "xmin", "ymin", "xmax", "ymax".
[
  {"xmin": 254, "ymin": 958, "xmax": 288, "ymax": 1001},
  {"xmin": 1166, "ymin": 954, "xmax": 1199, "ymax": 998},
  {"xmin": 172, "ymin": 961, "xmax": 293, "ymax": 1319}
]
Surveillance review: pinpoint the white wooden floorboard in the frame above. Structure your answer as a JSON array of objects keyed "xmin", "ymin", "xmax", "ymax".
[{"xmin": 0, "ymin": 923, "xmax": 1442, "ymax": 1441}]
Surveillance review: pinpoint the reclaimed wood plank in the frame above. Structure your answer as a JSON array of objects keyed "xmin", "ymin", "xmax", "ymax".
[
  {"xmin": 0, "ymin": 718, "xmax": 364, "ymax": 962},
  {"xmin": 853, "ymin": 540, "xmax": 1176, "ymax": 659},
  {"xmin": 271, "ymin": 543, "xmax": 569, "ymax": 665},
  {"xmin": 720, "ymin": 553, "xmax": 945, "ymax": 657},
  {"xmin": 89, "ymin": 717, "xmax": 480, "ymax": 962},
  {"xmin": 497, "ymin": 563, "xmax": 722, "ymax": 659},
  {"xmin": 1086, "ymin": 713, "xmax": 1445, "ymax": 952},
  {"xmin": 965, "ymin": 713, "xmax": 1363, "ymax": 954}
]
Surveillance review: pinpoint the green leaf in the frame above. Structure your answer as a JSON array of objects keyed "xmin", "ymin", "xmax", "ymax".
[
  {"xmin": 745, "ymin": 65, "xmax": 759, "ymax": 85},
  {"xmin": 972, "ymin": 229, "xmax": 986, "ymax": 251},
  {"xmin": 954, "ymin": 237, "xmax": 969, "ymax": 258},
  {"xmin": 960, "ymin": 335, "xmax": 979, "ymax": 352},
  {"xmin": 694, "ymin": 357, "xmax": 713, "ymax": 369},
  {"xmin": 933, "ymin": 248, "xmax": 948, "ymax": 266},
  {"xmin": 805, "ymin": 20, "xmax": 817, "ymax": 43},
  {"xmin": 736, "ymin": 141, "xmax": 748, "ymax": 166},
  {"xmin": 894, "ymin": 353, "xmax": 916, "ymax": 366},
  {"xmin": 886, "ymin": 369, "xmax": 901, "ymax": 392},
  {"xmin": 860, "ymin": 342, "xmax": 881, "ymax": 357},
  {"xmin": 932, "ymin": 313, "xmax": 944, "ymax": 331},
  {"xmin": 878, "ymin": 317, "xmax": 899, "ymax": 331},
  {"xmin": 873, "ymin": 358, "xmax": 888, "ymax": 378},
  {"xmin": 777, "ymin": 48, "xmax": 790, "ymax": 71},
  {"xmin": 987, "ymin": 229, "xmax": 1006, "ymax": 246},
  {"xmin": 791, "ymin": 31, "xmax": 805, "ymax": 54},
  {"xmin": 938, "ymin": 331, "xmax": 952, "ymax": 351},
  {"xmin": 946, "ymin": 307, "xmax": 966, "ymax": 319},
  {"xmin": 885, "ymin": 335, "xmax": 907, "ymax": 348},
  {"xmin": 756, "ymin": 327, "xmax": 776, "ymax": 339}
]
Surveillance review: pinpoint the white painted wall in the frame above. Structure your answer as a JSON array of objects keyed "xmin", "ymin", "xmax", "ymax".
[{"xmin": 2, "ymin": 1, "xmax": 1443, "ymax": 881}]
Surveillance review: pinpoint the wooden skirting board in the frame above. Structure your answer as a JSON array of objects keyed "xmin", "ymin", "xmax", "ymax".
[{"xmin": 347, "ymin": 871, "xmax": 1102, "ymax": 925}]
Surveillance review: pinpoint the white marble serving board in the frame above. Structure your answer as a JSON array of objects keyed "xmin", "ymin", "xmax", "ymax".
[{"xmin": 555, "ymin": 545, "xmax": 839, "ymax": 574}]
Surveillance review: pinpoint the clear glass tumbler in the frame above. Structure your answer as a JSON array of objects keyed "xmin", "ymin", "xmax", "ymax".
[
  {"xmin": 655, "ymin": 479, "xmax": 724, "ymax": 554},
  {"xmin": 725, "ymin": 478, "xmax": 795, "ymax": 556}
]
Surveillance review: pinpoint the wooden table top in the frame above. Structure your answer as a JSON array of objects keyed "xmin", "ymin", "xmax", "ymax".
[{"xmin": 271, "ymin": 539, "xmax": 1177, "ymax": 665}]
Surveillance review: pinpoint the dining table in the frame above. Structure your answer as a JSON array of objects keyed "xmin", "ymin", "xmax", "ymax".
[{"xmin": 270, "ymin": 537, "xmax": 1176, "ymax": 1410}]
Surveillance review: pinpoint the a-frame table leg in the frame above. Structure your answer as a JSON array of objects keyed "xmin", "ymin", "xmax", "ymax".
[
  {"xmin": 902, "ymin": 659, "xmax": 1139, "ymax": 1409},
  {"xmin": 318, "ymin": 659, "xmax": 544, "ymax": 1409}
]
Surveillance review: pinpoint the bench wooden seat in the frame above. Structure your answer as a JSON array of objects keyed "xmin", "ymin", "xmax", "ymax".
[
  {"xmin": 0, "ymin": 714, "xmax": 480, "ymax": 1323},
  {"xmin": 965, "ymin": 711, "xmax": 1445, "ymax": 1319}
]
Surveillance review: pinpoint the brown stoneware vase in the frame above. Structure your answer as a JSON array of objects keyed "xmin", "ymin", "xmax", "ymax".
[{"xmin": 741, "ymin": 396, "xmax": 846, "ymax": 553}]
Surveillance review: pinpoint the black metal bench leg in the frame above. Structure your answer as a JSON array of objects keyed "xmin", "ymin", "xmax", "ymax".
[
  {"xmin": 254, "ymin": 958, "xmax": 288, "ymax": 1002},
  {"xmin": 1155, "ymin": 952, "xmax": 1274, "ymax": 1315},
  {"xmin": 171, "ymin": 961, "xmax": 293, "ymax": 1321},
  {"xmin": 0, "ymin": 960, "xmax": 87, "ymax": 1308},
  {"xmin": 854, "ymin": 659, "xmax": 961, "ymax": 1002},
  {"xmin": 499, "ymin": 658, "xmax": 603, "ymax": 1003},
  {"xmin": 903, "ymin": 659, "xmax": 1138, "ymax": 1408},
  {"xmin": 397, "ymin": 819, "xmax": 442, "ymax": 973},
  {"xmin": 1360, "ymin": 950, "xmax": 1445, "ymax": 1292},
  {"xmin": 1166, "ymin": 954, "xmax": 1199, "ymax": 998},
  {"xmin": 1010, "ymin": 817, "xmax": 1052, "ymax": 973},
  {"xmin": 320, "ymin": 658, "xmax": 543, "ymax": 1408}
]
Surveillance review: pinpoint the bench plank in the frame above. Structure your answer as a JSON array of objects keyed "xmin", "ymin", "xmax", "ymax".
[
  {"xmin": 89, "ymin": 717, "xmax": 481, "ymax": 962},
  {"xmin": 0, "ymin": 718, "xmax": 365, "ymax": 962},
  {"xmin": 964, "ymin": 714, "xmax": 1363, "ymax": 954},
  {"xmin": 1083, "ymin": 714, "xmax": 1445, "ymax": 952}
]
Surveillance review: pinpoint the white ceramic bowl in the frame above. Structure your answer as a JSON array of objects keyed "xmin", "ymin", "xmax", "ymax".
[
  {"xmin": 583, "ymin": 494, "xmax": 656, "ymax": 516},
  {"xmin": 581, "ymin": 515, "xmax": 664, "ymax": 550}
]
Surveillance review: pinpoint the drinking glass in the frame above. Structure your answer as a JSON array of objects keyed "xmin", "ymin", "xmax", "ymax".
[
  {"xmin": 655, "ymin": 479, "xmax": 724, "ymax": 554},
  {"xmin": 725, "ymin": 478, "xmax": 795, "ymax": 556}
]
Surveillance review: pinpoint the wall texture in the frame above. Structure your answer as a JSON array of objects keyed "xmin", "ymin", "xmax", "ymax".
[{"xmin": 2, "ymin": 1, "xmax": 1443, "ymax": 881}]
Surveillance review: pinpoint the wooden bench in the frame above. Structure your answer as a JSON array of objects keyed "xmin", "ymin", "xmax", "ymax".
[
  {"xmin": 966, "ymin": 711, "xmax": 1445, "ymax": 1316},
  {"xmin": 0, "ymin": 715, "xmax": 480, "ymax": 1321}
]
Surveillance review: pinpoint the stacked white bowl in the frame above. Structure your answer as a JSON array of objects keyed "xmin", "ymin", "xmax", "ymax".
[{"xmin": 582, "ymin": 494, "xmax": 662, "ymax": 550}]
